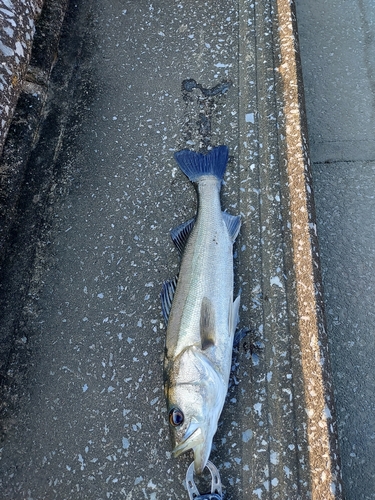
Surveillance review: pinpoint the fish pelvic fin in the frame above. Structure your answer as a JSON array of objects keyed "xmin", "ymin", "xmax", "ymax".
[
  {"xmin": 200, "ymin": 297, "xmax": 216, "ymax": 350},
  {"xmin": 230, "ymin": 295, "xmax": 241, "ymax": 338},
  {"xmin": 174, "ymin": 146, "xmax": 229, "ymax": 183}
]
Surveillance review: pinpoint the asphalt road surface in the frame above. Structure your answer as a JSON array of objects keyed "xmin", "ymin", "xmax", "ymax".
[
  {"xmin": 296, "ymin": 0, "xmax": 375, "ymax": 498},
  {"xmin": 1, "ymin": 0, "xmax": 374, "ymax": 498},
  {"xmin": 0, "ymin": 1, "xmax": 257, "ymax": 498}
]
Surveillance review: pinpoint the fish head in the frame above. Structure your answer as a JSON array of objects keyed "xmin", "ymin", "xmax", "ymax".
[{"xmin": 165, "ymin": 347, "xmax": 227, "ymax": 474}]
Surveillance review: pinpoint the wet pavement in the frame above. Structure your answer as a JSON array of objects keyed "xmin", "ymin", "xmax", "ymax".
[
  {"xmin": 0, "ymin": 0, "xmax": 349, "ymax": 499},
  {"xmin": 296, "ymin": 0, "xmax": 375, "ymax": 498}
]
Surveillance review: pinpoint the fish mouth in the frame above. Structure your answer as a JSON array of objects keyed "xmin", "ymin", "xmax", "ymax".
[
  {"xmin": 173, "ymin": 426, "xmax": 212, "ymax": 475},
  {"xmin": 173, "ymin": 427, "xmax": 202, "ymax": 457}
]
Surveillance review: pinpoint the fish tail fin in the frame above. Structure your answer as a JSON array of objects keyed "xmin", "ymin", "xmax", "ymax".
[{"xmin": 174, "ymin": 145, "xmax": 229, "ymax": 182}]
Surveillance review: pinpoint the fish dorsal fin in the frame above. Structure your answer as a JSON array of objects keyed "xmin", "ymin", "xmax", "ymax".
[
  {"xmin": 200, "ymin": 297, "xmax": 216, "ymax": 350},
  {"xmin": 161, "ymin": 276, "xmax": 178, "ymax": 324},
  {"xmin": 229, "ymin": 295, "xmax": 241, "ymax": 337},
  {"xmin": 170, "ymin": 217, "xmax": 196, "ymax": 255},
  {"xmin": 222, "ymin": 212, "xmax": 241, "ymax": 243}
]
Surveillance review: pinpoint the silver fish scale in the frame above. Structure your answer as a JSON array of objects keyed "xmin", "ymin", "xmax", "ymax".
[
  {"xmin": 163, "ymin": 151, "xmax": 241, "ymax": 475},
  {"xmin": 165, "ymin": 176, "xmax": 235, "ymax": 377}
]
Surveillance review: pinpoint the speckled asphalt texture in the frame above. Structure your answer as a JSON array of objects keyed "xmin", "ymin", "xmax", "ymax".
[
  {"xmin": 0, "ymin": 2, "xmax": 271, "ymax": 498},
  {"xmin": 296, "ymin": 0, "xmax": 375, "ymax": 498},
  {"xmin": 0, "ymin": 0, "xmax": 372, "ymax": 498}
]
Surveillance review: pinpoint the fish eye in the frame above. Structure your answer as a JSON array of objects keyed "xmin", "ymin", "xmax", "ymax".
[{"xmin": 169, "ymin": 408, "xmax": 184, "ymax": 427}]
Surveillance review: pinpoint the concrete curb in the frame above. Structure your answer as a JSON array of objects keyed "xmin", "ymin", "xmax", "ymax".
[
  {"xmin": 278, "ymin": 2, "xmax": 344, "ymax": 495},
  {"xmin": 0, "ymin": 0, "xmax": 44, "ymax": 157},
  {"xmin": 238, "ymin": 0, "xmax": 343, "ymax": 497},
  {"xmin": 0, "ymin": 0, "xmax": 68, "ymax": 263},
  {"xmin": 276, "ymin": 2, "xmax": 342, "ymax": 496}
]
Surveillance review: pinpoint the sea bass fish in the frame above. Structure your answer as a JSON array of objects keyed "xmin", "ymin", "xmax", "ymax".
[{"xmin": 161, "ymin": 145, "xmax": 241, "ymax": 474}]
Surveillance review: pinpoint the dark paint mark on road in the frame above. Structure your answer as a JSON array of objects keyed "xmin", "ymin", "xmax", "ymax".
[
  {"xmin": 181, "ymin": 79, "xmax": 233, "ymax": 151},
  {"xmin": 182, "ymin": 78, "xmax": 232, "ymax": 97}
]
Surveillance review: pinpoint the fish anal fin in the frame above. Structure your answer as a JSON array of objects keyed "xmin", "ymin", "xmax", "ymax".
[
  {"xmin": 222, "ymin": 212, "xmax": 241, "ymax": 242},
  {"xmin": 200, "ymin": 297, "xmax": 216, "ymax": 350}
]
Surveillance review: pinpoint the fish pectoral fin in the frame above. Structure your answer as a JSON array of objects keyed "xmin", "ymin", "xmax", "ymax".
[
  {"xmin": 200, "ymin": 297, "xmax": 216, "ymax": 350},
  {"xmin": 170, "ymin": 217, "xmax": 195, "ymax": 255},
  {"xmin": 229, "ymin": 295, "xmax": 241, "ymax": 337},
  {"xmin": 161, "ymin": 276, "xmax": 178, "ymax": 324}
]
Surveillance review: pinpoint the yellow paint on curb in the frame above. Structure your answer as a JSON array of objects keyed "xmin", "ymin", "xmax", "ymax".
[{"xmin": 276, "ymin": 0, "xmax": 341, "ymax": 498}]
